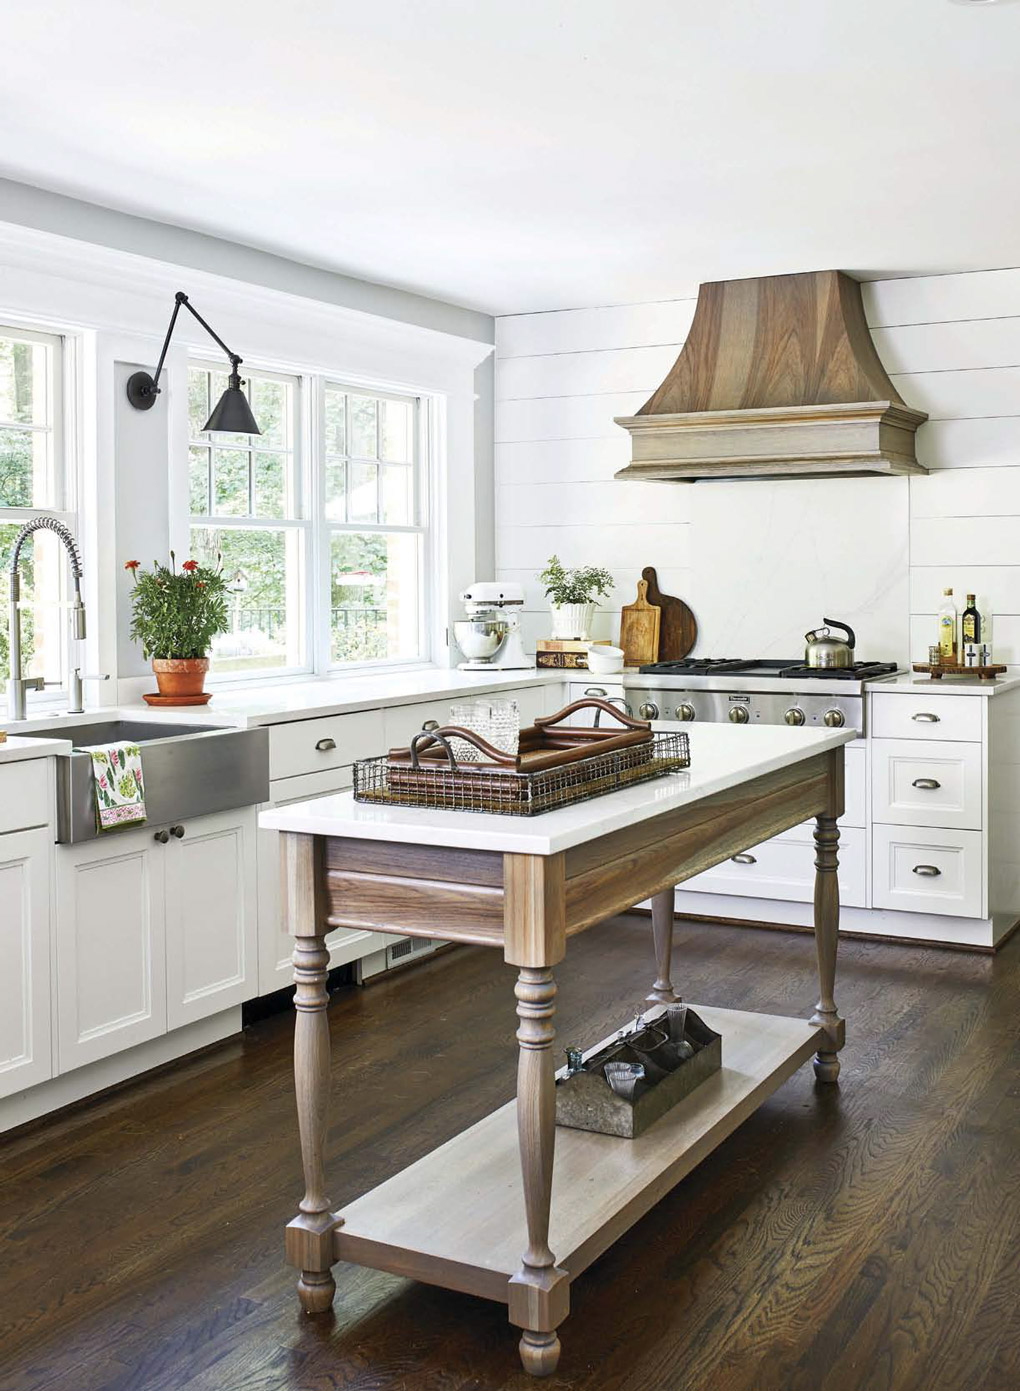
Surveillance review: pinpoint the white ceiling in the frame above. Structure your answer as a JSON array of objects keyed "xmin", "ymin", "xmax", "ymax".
[{"xmin": 2, "ymin": 1, "xmax": 1020, "ymax": 316}]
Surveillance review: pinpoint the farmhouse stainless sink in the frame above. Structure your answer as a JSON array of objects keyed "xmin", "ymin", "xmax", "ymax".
[{"xmin": 32, "ymin": 718, "xmax": 269, "ymax": 843}]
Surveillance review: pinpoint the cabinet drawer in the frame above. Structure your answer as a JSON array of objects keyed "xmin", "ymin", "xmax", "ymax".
[
  {"xmin": 871, "ymin": 692, "xmax": 982, "ymax": 743},
  {"xmin": 872, "ymin": 825, "xmax": 983, "ymax": 918},
  {"xmin": 872, "ymin": 739, "xmax": 982, "ymax": 830},
  {"xmin": 0, "ymin": 760, "xmax": 50, "ymax": 834},
  {"xmin": 268, "ymin": 709, "xmax": 384, "ymax": 780},
  {"xmin": 678, "ymin": 826, "xmax": 866, "ymax": 908}
]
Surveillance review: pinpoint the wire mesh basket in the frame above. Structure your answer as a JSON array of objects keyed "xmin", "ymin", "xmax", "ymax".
[{"xmin": 353, "ymin": 725, "xmax": 690, "ymax": 817}]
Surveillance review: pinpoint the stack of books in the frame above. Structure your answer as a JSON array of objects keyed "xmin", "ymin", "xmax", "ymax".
[{"xmin": 535, "ymin": 639, "xmax": 610, "ymax": 670}]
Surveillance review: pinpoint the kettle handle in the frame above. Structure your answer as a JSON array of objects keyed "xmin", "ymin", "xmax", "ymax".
[{"xmin": 822, "ymin": 618, "xmax": 856, "ymax": 650}]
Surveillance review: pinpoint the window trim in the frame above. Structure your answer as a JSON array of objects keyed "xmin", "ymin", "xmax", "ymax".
[
  {"xmin": 0, "ymin": 321, "xmax": 74, "ymax": 707},
  {"xmin": 185, "ymin": 357, "xmax": 434, "ymax": 687}
]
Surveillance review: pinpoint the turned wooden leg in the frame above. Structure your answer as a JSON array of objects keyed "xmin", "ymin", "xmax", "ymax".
[
  {"xmin": 810, "ymin": 814, "xmax": 845, "ymax": 1083},
  {"xmin": 509, "ymin": 966, "xmax": 570, "ymax": 1376},
  {"xmin": 646, "ymin": 887, "xmax": 678, "ymax": 1005},
  {"xmin": 285, "ymin": 932, "xmax": 341, "ymax": 1312}
]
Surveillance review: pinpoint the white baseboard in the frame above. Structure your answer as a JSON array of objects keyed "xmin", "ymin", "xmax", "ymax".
[{"xmin": 1, "ymin": 1008, "xmax": 241, "ymax": 1133}]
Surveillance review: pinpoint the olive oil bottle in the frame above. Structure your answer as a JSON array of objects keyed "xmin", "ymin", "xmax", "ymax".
[
  {"xmin": 962, "ymin": 594, "xmax": 982, "ymax": 645},
  {"xmin": 938, "ymin": 588, "xmax": 958, "ymax": 663}
]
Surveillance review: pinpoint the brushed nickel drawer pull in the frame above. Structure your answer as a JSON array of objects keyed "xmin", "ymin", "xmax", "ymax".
[
  {"xmin": 584, "ymin": 686, "xmax": 608, "ymax": 697},
  {"xmin": 911, "ymin": 712, "xmax": 940, "ymax": 723},
  {"xmin": 913, "ymin": 864, "xmax": 941, "ymax": 877},
  {"xmin": 731, "ymin": 853, "xmax": 757, "ymax": 865},
  {"xmin": 315, "ymin": 737, "xmax": 337, "ymax": 751},
  {"xmin": 421, "ymin": 719, "xmax": 440, "ymax": 732},
  {"xmin": 912, "ymin": 777, "xmax": 941, "ymax": 790}
]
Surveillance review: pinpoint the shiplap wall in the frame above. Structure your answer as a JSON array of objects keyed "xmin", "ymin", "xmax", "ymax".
[{"xmin": 495, "ymin": 269, "xmax": 1020, "ymax": 663}]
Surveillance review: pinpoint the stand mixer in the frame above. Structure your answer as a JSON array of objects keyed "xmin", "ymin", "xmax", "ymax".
[{"xmin": 454, "ymin": 582, "xmax": 532, "ymax": 670}]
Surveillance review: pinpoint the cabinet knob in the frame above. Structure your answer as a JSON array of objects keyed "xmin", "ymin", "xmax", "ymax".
[
  {"xmin": 912, "ymin": 777, "xmax": 941, "ymax": 790},
  {"xmin": 315, "ymin": 737, "xmax": 337, "ymax": 751},
  {"xmin": 170, "ymin": 824, "xmax": 185, "ymax": 839},
  {"xmin": 912, "ymin": 864, "xmax": 941, "ymax": 877},
  {"xmin": 153, "ymin": 829, "xmax": 169, "ymax": 844},
  {"xmin": 731, "ymin": 853, "xmax": 757, "ymax": 865},
  {"xmin": 912, "ymin": 712, "xmax": 940, "ymax": 723}
]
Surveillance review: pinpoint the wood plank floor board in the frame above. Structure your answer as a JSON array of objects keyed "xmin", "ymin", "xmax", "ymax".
[{"xmin": 1, "ymin": 914, "xmax": 1017, "ymax": 1391}]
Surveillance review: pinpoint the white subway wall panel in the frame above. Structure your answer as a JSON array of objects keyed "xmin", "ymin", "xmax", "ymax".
[
  {"xmin": 495, "ymin": 391, "xmax": 648, "ymax": 443},
  {"xmin": 911, "ymin": 516, "xmax": 1020, "ymax": 568},
  {"xmin": 872, "ymin": 318, "xmax": 1020, "ymax": 376},
  {"xmin": 915, "ymin": 417, "xmax": 1020, "ymax": 470},
  {"xmin": 497, "ymin": 345, "xmax": 682, "ymax": 401},
  {"xmin": 910, "ymin": 464, "xmax": 1020, "ymax": 519},
  {"xmin": 496, "ymin": 300, "xmax": 695, "ymax": 357},
  {"xmin": 495, "ymin": 438, "xmax": 633, "ymax": 485},
  {"xmin": 910, "ymin": 567, "xmax": 1020, "ymax": 618},
  {"xmin": 863, "ymin": 269, "xmax": 1020, "ymax": 328}
]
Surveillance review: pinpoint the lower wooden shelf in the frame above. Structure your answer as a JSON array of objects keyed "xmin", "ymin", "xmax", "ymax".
[{"xmin": 333, "ymin": 1005, "xmax": 820, "ymax": 1303}]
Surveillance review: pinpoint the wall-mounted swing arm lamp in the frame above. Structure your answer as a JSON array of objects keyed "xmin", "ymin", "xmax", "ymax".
[{"xmin": 126, "ymin": 290, "xmax": 262, "ymax": 435}]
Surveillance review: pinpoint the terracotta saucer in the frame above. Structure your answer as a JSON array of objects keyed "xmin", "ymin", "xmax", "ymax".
[{"xmin": 142, "ymin": 692, "xmax": 213, "ymax": 707}]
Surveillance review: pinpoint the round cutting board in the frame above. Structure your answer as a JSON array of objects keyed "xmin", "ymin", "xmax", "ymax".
[{"xmin": 642, "ymin": 566, "xmax": 697, "ymax": 661}]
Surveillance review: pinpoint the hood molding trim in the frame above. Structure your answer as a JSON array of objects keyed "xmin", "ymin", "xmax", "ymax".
[{"xmin": 615, "ymin": 270, "xmax": 927, "ymax": 481}]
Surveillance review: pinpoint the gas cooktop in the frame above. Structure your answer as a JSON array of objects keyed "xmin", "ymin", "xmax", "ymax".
[{"xmin": 638, "ymin": 658, "xmax": 898, "ymax": 681}]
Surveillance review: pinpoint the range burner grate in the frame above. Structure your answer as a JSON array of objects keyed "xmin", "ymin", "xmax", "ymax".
[
  {"xmin": 777, "ymin": 662, "xmax": 899, "ymax": 681},
  {"xmin": 638, "ymin": 658, "xmax": 801, "ymax": 675}
]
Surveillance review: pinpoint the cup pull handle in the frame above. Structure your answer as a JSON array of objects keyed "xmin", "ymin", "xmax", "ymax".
[
  {"xmin": 913, "ymin": 864, "xmax": 941, "ymax": 877},
  {"xmin": 315, "ymin": 737, "xmax": 337, "ymax": 751},
  {"xmin": 421, "ymin": 720, "xmax": 440, "ymax": 732},
  {"xmin": 731, "ymin": 853, "xmax": 757, "ymax": 865},
  {"xmin": 912, "ymin": 777, "xmax": 941, "ymax": 790},
  {"xmin": 911, "ymin": 712, "xmax": 940, "ymax": 723}
]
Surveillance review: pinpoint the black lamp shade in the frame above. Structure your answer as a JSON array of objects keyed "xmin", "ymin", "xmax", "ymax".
[{"xmin": 204, "ymin": 378, "xmax": 261, "ymax": 435}]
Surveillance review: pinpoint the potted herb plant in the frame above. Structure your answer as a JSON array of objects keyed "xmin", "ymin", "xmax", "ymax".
[
  {"xmin": 126, "ymin": 553, "xmax": 229, "ymax": 702},
  {"xmin": 539, "ymin": 554, "xmax": 614, "ymax": 641}
]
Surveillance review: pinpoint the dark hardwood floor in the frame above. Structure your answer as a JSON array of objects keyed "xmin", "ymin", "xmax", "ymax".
[{"xmin": 2, "ymin": 913, "xmax": 1018, "ymax": 1391}]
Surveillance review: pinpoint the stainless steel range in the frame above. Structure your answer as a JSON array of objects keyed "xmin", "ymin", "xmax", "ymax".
[{"xmin": 621, "ymin": 658, "xmax": 902, "ymax": 736}]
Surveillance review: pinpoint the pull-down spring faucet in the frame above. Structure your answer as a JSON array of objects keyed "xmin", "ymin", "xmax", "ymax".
[{"xmin": 8, "ymin": 516, "xmax": 87, "ymax": 721}]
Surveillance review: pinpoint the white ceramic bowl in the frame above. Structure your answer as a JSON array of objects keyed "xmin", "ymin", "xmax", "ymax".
[{"xmin": 586, "ymin": 643, "xmax": 625, "ymax": 675}]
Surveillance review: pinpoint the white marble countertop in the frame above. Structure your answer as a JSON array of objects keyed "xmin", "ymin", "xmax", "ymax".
[
  {"xmin": 3, "ymin": 667, "xmax": 566, "ymax": 738},
  {"xmin": 0, "ymin": 734, "xmax": 73, "ymax": 763},
  {"xmin": 259, "ymin": 721, "xmax": 854, "ymax": 856},
  {"xmin": 868, "ymin": 668, "xmax": 1020, "ymax": 696}
]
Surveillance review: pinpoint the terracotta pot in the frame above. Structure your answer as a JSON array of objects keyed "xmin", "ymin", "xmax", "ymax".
[{"xmin": 152, "ymin": 657, "xmax": 209, "ymax": 700}]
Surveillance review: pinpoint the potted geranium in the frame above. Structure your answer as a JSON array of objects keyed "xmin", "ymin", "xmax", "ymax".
[
  {"xmin": 539, "ymin": 554, "xmax": 614, "ymax": 641},
  {"xmin": 126, "ymin": 553, "xmax": 229, "ymax": 702}
]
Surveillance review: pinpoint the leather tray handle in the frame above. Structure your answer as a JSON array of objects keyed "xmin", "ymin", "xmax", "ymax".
[{"xmin": 534, "ymin": 697, "xmax": 651, "ymax": 731}]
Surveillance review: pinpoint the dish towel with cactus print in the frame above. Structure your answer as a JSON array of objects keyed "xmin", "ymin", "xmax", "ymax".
[{"xmin": 79, "ymin": 742, "xmax": 147, "ymax": 831}]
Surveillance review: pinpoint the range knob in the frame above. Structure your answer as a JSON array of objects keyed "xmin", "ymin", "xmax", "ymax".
[
  {"xmin": 638, "ymin": 701, "xmax": 659, "ymax": 720},
  {"xmin": 823, "ymin": 708, "xmax": 845, "ymax": 728},
  {"xmin": 675, "ymin": 702, "xmax": 696, "ymax": 721},
  {"xmin": 784, "ymin": 707, "xmax": 805, "ymax": 726},
  {"xmin": 728, "ymin": 706, "xmax": 750, "ymax": 724}
]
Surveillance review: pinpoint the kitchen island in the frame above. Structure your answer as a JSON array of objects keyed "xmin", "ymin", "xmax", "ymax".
[{"xmin": 260, "ymin": 721, "xmax": 854, "ymax": 1377}]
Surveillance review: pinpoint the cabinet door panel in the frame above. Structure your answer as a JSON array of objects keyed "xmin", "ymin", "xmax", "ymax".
[
  {"xmin": 0, "ymin": 828, "xmax": 52, "ymax": 1097},
  {"xmin": 165, "ymin": 808, "xmax": 256, "ymax": 1030},
  {"xmin": 56, "ymin": 832, "xmax": 166, "ymax": 1073}
]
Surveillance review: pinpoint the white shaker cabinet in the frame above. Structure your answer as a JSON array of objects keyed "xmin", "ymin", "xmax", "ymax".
[
  {"xmin": 56, "ymin": 807, "xmax": 257, "ymax": 1072},
  {"xmin": 56, "ymin": 829, "xmax": 167, "ymax": 1073},
  {"xmin": 0, "ymin": 826, "xmax": 53, "ymax": 1098},
  {"xmin": 165, "ymin": 807, "xmax": 257, "ymax": 1031}
]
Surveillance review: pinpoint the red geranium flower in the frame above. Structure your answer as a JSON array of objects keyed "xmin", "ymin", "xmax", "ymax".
[
  {"xmin": 124, "ymin": 560, "xmax": 140, "ymax": 571},
  {"xmin": 182, "ymin": 560, "xmax": 199, "ymax": 573}
]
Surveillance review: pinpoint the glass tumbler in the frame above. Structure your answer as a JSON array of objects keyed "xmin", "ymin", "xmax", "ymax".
[
  {"xmin": 447, "ymin": 700, "xmax": 490, "ymax": 762},
  {"xmin": 485, "ymin": 697, "xmax": 520, "ymax": 756}
]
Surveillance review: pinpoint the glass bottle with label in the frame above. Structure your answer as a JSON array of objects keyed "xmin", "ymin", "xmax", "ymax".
[
  {"xmin": 962, "ymin": 594, "xmax": 982, "ymax": 645},
  {"xmin": 938, "ymin": 588, "xmax": 958, "ymax": 663}
]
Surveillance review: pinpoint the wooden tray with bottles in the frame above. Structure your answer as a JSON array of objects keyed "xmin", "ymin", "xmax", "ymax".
[{"xmin": 912, "ymin": 662, "xmax": 1007, "ymax": 682}]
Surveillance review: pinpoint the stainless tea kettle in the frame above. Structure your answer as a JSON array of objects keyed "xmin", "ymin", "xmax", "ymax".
[{"xmin": 804, "ymin": 618, "xmax": 856, "ymax": 669}]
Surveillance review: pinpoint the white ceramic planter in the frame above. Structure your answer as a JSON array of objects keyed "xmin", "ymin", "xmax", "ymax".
[{"xmin": 550, "ymin": 602, "xmax": 596, "ymax": 640}]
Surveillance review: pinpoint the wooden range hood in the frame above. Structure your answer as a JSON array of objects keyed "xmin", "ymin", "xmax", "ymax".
[{"xmin": 614, "ymin": 270, "xmax": 927, "ymax": 482}]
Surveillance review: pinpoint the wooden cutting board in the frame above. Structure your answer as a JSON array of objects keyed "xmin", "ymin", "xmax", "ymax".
[
  {"xmin": 642, "ymin": 566, "xmax": 697, "ymax": 661},
  {"xmin": 619, "ymin": 579, "xmax": 661, "ymax": 666}
]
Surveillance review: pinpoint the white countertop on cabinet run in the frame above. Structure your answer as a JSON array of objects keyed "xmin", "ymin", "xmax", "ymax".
[
  {"xmin": 867, "ymin": 668, "xmax": 1020, "ymax": 696},
  {"xmin": 0, "ymin": 734, "xmax": 72, "ymax": 763},
  {"xmin": 259, "ymin": 722, "xmax": 854, "ymax": 856}
]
